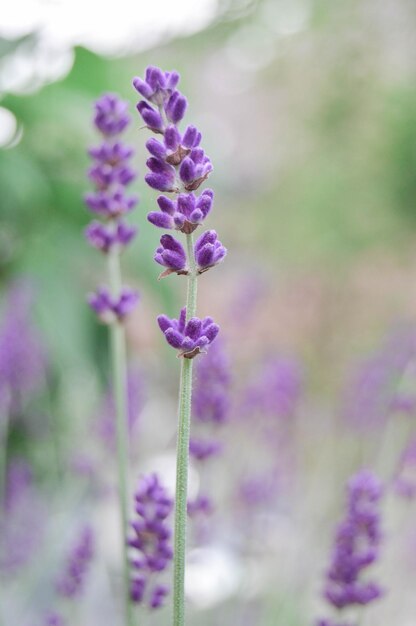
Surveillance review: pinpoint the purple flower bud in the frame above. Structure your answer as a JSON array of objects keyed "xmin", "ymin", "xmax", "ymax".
[
  {"xmin": 146, "ymin": 138, "xmax": 167, "ymax": 159},
  {"xmin": 165, "ymin": 91, "xmax": 187, "ymax": 124},
  {"xmin": 182, "ymin": 125, "xmax": 201, "ymax": 149},
  {"xmin": 133, "ymin": 66, "xmax": 179, "ymax": 105},
  {"xmin": 148, "ymin": 212, "xmax": 174, "ymax": 229},
  {"xmin": 179, "ymin": 150, "xmax": 213, "ymax": 191},
  {"xmin": 145, "ymin": 158, "xmax": 176, "ymax": 192},
  {"xmin": 147, "ymin": 190, "xmax": 213, "ymax": 233},
  {"xmin": 157, "ymin": 308, "xmax": 219, "ymax": 358},
  {"xmin": 154, "ymin": 234, "xmax": 187, "ymax": 274},
  {"xmin": 93, "ymin": 93, "xmax": 130, "ymax": 137},
  {"xmin": 164, "ymin": 125, "xmax": 181, "ymax": 151},
  {"xmin": 194, "ymin": 230, "xmax": 227, "ymax": 271},
  {"xmin": 137, "ymin": 101, "xmax": 164, "ymax": 133}
]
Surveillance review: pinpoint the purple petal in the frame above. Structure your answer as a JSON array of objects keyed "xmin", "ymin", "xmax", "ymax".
[
  {"xmin": 165, "ymin": 329, "xmax": 184, "ymax": 349},
  {"xmin": 185, "ymin": 318, "xmax": 202, "ymax": 340},
  {"xmin": 147, "ymin": 212, "xmax": 174, "ymax": 229}
]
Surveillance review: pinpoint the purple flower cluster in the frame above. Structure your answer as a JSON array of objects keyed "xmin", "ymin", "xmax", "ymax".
[
  {"xmin": 157, "ymin": 307, "xmax": 219, "ymax": 359},
  {"xmin": 0, "ymin": 458, "xmax": 45, "ymax": 575},
  {"xmin": 244, "ymin": 357, "xmax": 303, "ymax": 420},
  {"xmin": 0, "ymin": 281, "xmax": 47, "ymax": 417},
  {"xmin": 128, "ymin": 474, "xmax": 173, "ymax": 609},
  {"xmin": 320, "ymin": 470, "xmax": 384, "ymax": 623},
  {"xmin": 96, "ymin": 366, "xmax": 143, "ymax": 449},
  {"xmin": 343, "ymin": 327, "xmax": 416, "ymax": 431},
  {"xmin": 192, "ymin": 337, "xmax": 231, "ymax": 425},
  {"xmin": 56, "ymin": 527, "xmax": 94, "ymax": 598},
  {"xmin": 188, "ymin": 339, "xmax": 231, "ymax": 517},
  {"xmin": 133, "ymin": 65, "xmax": 224, "ymax": 353},
  {"xmin": 88, "ymin": 287, "xmax": 139, "ymax": 324},
  {"xmin": 85, "ymin": 93, "xmax": 139, "ymax": 322},
  {"xmin": 155, "ymin": 230, "xmax": 226, "ymax": 279}
]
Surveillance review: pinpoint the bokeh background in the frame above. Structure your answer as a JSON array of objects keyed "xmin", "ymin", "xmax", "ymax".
[{"xmin": 1, "ymin": 0, "xmax": 416, "ymax": 625}]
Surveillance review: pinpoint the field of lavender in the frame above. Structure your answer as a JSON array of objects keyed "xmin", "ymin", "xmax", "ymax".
[{"xmin": 1, "ymin": 1, "xmax": 416, "ymax": 625}]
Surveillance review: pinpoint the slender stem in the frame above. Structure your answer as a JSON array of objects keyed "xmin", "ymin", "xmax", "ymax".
[
  {"xmin": 107, "ymin": 249, "xmax": 134, "ymax": 626},
  {"xmin": 173, "ymin": 232, "xmax": 198, "ymax": 626}
]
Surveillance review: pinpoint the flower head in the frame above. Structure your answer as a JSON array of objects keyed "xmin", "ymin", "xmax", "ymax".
[
  {"xmin": 321, "ymin": 470, "xmax": 384, "ymax": 616},
  {"xmin": 56, "ymin": 527, "xmax": 94, "ymax": 598},
  {"xmin": 93, "ymin": 93, "xmax": 130, "ymax": 137},
  {"xmin": 129, "ymin": 474, "xmax": 173, "ymax": 609},
  {"xmin": 88, "ymin": 287, "xmax": 139, "ymax": 324},
  {"xmin": 147, "ymin": 189, "xmax": 214, "ymax": 234},
  {"xmin": 85, "ymin": 221, "xmax": 137, "ymax": 254},
  {"xmin": 157, "ymin": 308, "xmax": 219, "ymax": 358}
]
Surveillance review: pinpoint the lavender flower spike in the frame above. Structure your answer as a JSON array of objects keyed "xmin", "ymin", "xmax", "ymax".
[
  {"xmin": 318, "ymin": 470, "xmax": 384, "ymax": 625},
  {"xmin": 128, "ymin": 474, "xmax": 173, "ymax": 609},
  {"xmin": 56, "ymin": 527, "xmax": 94, "ymax": 598},
  {"xmin": 133, "ymin": 66, "xmax": 226, "ymax": 626},
  {"xmin": 157, "ymin": 308, "xmax": 219, "ymax": 359},
  {"xmin": 84, "ymin": 93, "xmax": 139, "ymax": 626},
  {"xmin": 194, "ymin": 230, "xmax": 227, "ymax": 273}
]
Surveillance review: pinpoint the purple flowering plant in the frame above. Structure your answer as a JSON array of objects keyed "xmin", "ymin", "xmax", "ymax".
[
  {"xmin": 84, "ymin": 93, "xmax": 139, "ymax": 626},
  {"xmin": 132, "ymin": 65, "xmax": 227, "ymax": 625}
]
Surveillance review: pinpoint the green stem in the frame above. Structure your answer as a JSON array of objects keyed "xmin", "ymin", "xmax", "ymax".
[
  {"xmin": 107, "ymin": 250, "xmax": 134, "ymax": 626},
  {"xmin": 173, "ymin": 232, "xmax": 198, "ymax": 626}
]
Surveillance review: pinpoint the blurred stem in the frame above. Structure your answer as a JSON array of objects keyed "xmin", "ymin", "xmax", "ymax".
[
  {"xmin": 173, "ymin": 232, "xmax": 197, "ymax": 626},
  {"xmin": 107, "ymin": 249, "xmax": 133, "ymax": 626}
]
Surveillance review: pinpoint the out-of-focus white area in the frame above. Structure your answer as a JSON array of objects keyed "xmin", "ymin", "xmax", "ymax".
[
  {"xmin": 0, "ymin": 106, "xmax": 19, "ymax": 147},
  {"xmin": 185, "ymin": 547, "xmax": 242, "ymax": 608},
  {"xmin": 0, "ymin": 0, "xmax": 219, "ymax": 93}
]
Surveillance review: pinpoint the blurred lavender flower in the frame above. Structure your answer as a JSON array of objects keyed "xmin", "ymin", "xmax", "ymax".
[
  {"xmin": 193, "ymin": 337, "xmax": 231, "ymax": 424},
  {"xmin": 96, "ymin": 366, "xmax": 143, "ymax": 449},
  {"xmin": 44, "ymin": 612, "xmax": 66, "ymax": 626},
  {"xmin": 4, "ymin": 457, "xmax": 33, "ymax": 512},
  {"xmin": 319, "ymin": 470, "xmax": 384, "ymax": 623},
  {"xmin": 88, "ymin": 287, "xmax": 139, "ymax": 324},
  {"xmin": 189, "ymin": 438, "xmax": 222, "ymax": 461},
  {"xmin": 187, "ymin": 494, "xmax": 213, "ymax": 518},
  {"xmin": 85, "ymin": 221, "xmax": 137, "ymax": 254},
  {"xmin": 93, "ymin": 93, "xmax": 130, "ymax": 136},
  {"xmin": 393, "ymin": 438, "xmax": 416, "ymax": 498},
  {"xmin": 85, "ymin": 93, "xmax": 139, "ymax": 322},
  {"xmin": 157, "ymin": 308, "xmax": 219, "ymax": 359},
  {"xmin": 0, "ymin": 281, "xmax": 47, "ymax": 417},
  {"xmin": 128, "ymin": 474, "xmax": 173, "ymax": 608},
  {"xmin": 0, "ymin": 458, "xmax": 45, "ymax": 574},
  {"xmin": 244, "ymin": 357, "xmax": 302, "ymax": 420},
  {"xmin": 343, "ymin": 327, "xmax": 416, "ymax": 431},
  {"xmin": 56, "ymin": 527, "xmax": 94, "ymax": 598}
]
